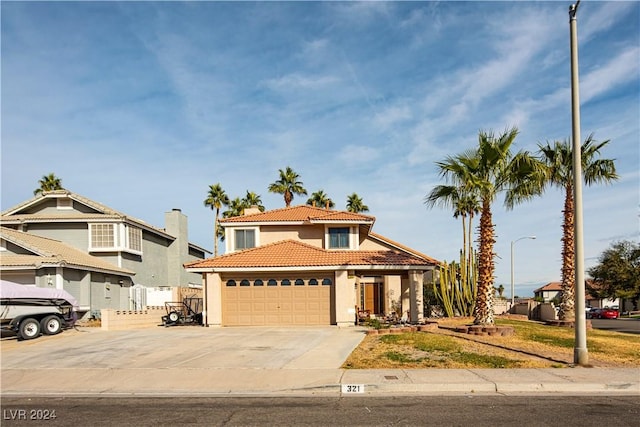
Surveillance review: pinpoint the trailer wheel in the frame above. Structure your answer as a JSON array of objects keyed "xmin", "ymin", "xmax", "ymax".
[
  {"xmin": 18, "ymin": 318, "xmax": 41, "ymax": 340},
  {"xmin": 41, "ymin": 315, "xmax": 63, "ymax": 335},
  {"xmin": 168, "ymin": 311, "xmax": 180, "ymax": 323}
]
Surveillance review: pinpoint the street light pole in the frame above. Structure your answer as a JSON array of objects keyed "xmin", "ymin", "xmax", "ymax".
[
  {"xmin": 510, "ymin": 236, "xmax": 536, "ymax": 307},
  {"xmin": 569, "ymin": 0, "xmax": 588, "ymax": 366}
]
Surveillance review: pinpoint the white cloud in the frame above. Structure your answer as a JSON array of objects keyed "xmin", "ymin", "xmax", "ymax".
[
  {"xmin": 338, "ymin": 145, "xmax": 380, "ymax": 165},
  {"xmin": 581, "ymin": 46, "xmax": 640, "ymax": 104},
  {"xmin": 262, "ymin": 73, "xmax": 340, "ymax": 91},
  {"xmin": 373, "ymin": 104, "xmax": 412, "ymax": 130}
]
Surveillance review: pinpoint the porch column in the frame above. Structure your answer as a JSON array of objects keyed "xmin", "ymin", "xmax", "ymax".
[
  {"xmin": 335, "ymin": 270, "xmax": 355, "ymax": 327},
  {"xmin": 205, "ymin": 272, "xmax": 222, "ymax": 327},
  {"xmin": 55, "ymin": 267, "xmax": 64, "ymax": 290},
  {"xmin": 409, "ymin": 270, "xmax": 423, "ymax": 323}
]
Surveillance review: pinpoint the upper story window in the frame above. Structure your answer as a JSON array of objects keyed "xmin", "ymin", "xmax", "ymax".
[
  {"xmin": 234, "ymin": 229, "xmax": 255, "ymax": 250},
  {"xmin": 90, "ymin": 224, "xmax": 116, "ymax": 248},
  {"xmin": 127, "ymin": 226, "xmax": 142, "ymax": 252},
  {"xmin": 328, "ymin": 227, "xmax": 350, "ymax": 249},
  {"xmin": 90, "ymin": 223, "xmax": 143, "ymax": 254}
]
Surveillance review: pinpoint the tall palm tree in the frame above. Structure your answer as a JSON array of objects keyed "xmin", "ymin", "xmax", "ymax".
[
  {"xmin": 268, "ymin": 167, "xmax": 307, "ymax": 207},
  {"xmin": 346, "ymin": 193, "xmax": 369, "ymax": 213},
  {"xmin": 306, "ymin": 190, "xmax": 334, "ymax": 209},
  {"xmin": 537, "ymin": 135, "xmax": 618, "ymax": 321},
  {"xmin": 433, "ymin": 127, "xmax": 544, "ymax": 325},
  {"xmin": 34, "ymin": 173, "xmax": 63, "ymax": 195},
  {"xmin": 242, "ymin": 191, "xmax": 265, "ymax": 212},
  {"xmin": 223, "ymin": 197, "xmax": 247, "ymax": 218},
  {"xmin": 203, "ymin": 183, "xmax": 229, "ymax": 257}
]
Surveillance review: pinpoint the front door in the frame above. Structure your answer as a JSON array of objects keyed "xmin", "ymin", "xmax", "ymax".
[{"xmin": 362, "ymin": 283, "xmax": 382, "ymax": 315}]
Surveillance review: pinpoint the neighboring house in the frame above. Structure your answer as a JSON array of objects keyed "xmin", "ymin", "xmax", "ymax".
[
  {"xmin": 1, "ymin": 227, "xmax": 135, "ymax": 313},
  {"xmin": 534, "ymin": 281, "xmax": 620, "ymax": 308},
  {"xmin": 185, "ymin": 205, "xmax": 439, "ymax": 327},
  {"xmin": 1, "ymin": 190, "xmax": 210, "ymax": 315},
  {"xmin": 534, "ymin": 282, "xmax": 562, "ymax": 302}
]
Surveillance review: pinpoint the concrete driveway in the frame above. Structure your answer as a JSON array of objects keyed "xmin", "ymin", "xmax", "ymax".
[{"xmin": 0, "ymin": 326, "xmax": 367, "ymax": 370}]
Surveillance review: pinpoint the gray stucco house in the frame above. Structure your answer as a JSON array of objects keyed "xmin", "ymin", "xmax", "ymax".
[{"xmin": 0, "ymin": 190, "xmax": 209, "ymax": 317}]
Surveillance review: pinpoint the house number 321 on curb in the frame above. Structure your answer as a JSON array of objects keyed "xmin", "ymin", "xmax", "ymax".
[{"xmin": 341, "ymin": 384, "xmax": 365, "ymax": 394}]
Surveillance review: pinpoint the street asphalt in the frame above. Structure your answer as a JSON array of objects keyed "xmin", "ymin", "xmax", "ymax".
[{"xmin": 1, "ymin": 326, "xmax": 638, "ymax": 397}]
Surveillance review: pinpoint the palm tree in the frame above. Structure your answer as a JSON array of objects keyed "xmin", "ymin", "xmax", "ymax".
[
  {"xmin": 242, "ymin": 191, "xmax": 265, "ymax": 212},
  {"xmin": 432, "ymin": 127, "xmax": 544, "ymax": 325},
  {"xmin": 306, "ymin": 190, "xmax": 334, "ymax": 209},
  {"xmin": 425, "ymin": 186, "xmax": 479, "ymax": 270},
  {"xmin": 425, "ymin": 186, "xmax": 480, "ymax": 311},
  {"xmin": 223, "ymin": 197, "xmax": 247, "ymax": 218},
  {"xmin": 346, "ymin": 193, "xmax": 369, "ymax": 213},
  {"xmin": 203, "ymin": 183, "xmax": 229, "ymax": 257},
  {"xmin": 537, "ymin": 135, "xmax": 618, "ymax": 321},
  {"xmin": 34, "ymin": 173, "xmax": 63, "ymax": 195},
  {"xmin": 268, "ymin": 167, "xmax": 307, "ymax": 207}
]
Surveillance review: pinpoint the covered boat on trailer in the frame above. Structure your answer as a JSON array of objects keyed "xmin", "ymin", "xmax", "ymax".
[{"xmin": 0, "ymin": 281, "xmax": 78, "ymax": 340}]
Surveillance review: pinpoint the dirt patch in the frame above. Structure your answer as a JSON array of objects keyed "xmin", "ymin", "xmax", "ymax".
[{"xmin": 343, "ymin": 318, "xmax": 640, "ymax": 369}]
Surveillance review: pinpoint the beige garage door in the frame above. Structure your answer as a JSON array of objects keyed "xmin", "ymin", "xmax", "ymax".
[{"xmin": 222, "ymin": 276, "xmax": 332, "ymax": 326}]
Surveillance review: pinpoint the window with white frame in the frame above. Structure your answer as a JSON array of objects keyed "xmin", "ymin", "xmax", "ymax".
[
  {"xmin": 234, "ymin": 229, "xmax": 255, "ymax": 250},
  {"xmin": 127, "ymin": 226, "xmax": 142, "ymax": 252},
  {"xmin": 328, "ymin": 227, "xmax": 350, "ymax": 249},
  {"xmin": 90, "ymin": 224, "xmax": 116, "ymax": 248}
]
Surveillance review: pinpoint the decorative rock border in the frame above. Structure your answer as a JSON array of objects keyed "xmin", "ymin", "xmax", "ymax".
[
  {"xmin": 454, "ymin": 325, "xmax": 515, "ymax": 337},
  {"xmin": 365, "ymin": 321, "xmax": 439, "ymax": 335},
  {"xmin": 546, "ymin": 320, "xmax": 592, "ymax": 330}
]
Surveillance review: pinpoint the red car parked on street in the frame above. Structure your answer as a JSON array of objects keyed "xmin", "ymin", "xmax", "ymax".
[{"xmin": 593, "ymin": 308, "xmax": 619, "ymax": 319}]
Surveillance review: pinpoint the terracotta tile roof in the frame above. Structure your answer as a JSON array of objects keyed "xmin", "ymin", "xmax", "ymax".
[
  {"xmin": 0, "ymin": 227, "xmax": 135, "ymax": 275},
  {"xmin": 368, "ymin": 232, "xmax": 440, "ymax": 264},
  {"xmin": 185, "ymin": 240, "xmax": 434, "ymax": 270},
  {"xmin": 220, "ymin": 205, "xmax": 375, "ymax": 224},
  {"xmin": 534, "ymin": 282, "xmax": 562, "ymax": 292}
]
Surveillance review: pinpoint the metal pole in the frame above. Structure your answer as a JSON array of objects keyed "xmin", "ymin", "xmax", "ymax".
[
  {"xmin": 570, "ymin": 0, "xmax": 588, "ymax": 365},
  {"xmin": 511, "ymin": 241, "xmax": 515, "ymax": 307},
  {"xmin": 510, "ymin": 236, "xmax": 536, "ymax": 307}
]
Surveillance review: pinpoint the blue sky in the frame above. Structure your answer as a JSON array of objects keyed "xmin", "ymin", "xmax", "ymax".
[{"xmin": 2, "ymin": 1, "xmax": 638, "ymax": 298}]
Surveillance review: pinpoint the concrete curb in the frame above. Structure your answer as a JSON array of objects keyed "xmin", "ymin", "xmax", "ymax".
[{"xmin": 2, "ymin": 367, "xmax": 639, "ymax": 397}]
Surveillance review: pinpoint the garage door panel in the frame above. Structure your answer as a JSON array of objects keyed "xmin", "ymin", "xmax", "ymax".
[{"xmin": 222, "ymin": 276, "xmax": 332, "ymax": 326}]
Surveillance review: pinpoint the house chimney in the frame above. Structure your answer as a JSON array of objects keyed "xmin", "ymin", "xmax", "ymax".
[{"xmin": 244, "ymin": 205, "xmax": 262, "ymax": 215}]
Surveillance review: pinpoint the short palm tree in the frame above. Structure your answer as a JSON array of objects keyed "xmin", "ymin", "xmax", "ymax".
[
  {"xmin": 203, "ymin": 183, "xmax": 229, "ymax": 257},
  {"xmin": 34, "ymin": 173, "xmax": 63, "ymax": 195},
  {"xmin": 242, "ymin": 191, "xmax": 265, "ymax": 212},
  {"xmin": 223, "ymin": 197, "xmax": 247, "ymax": 218},
  {"xmin": 425, "ymin": 186, "xmax": 479, "ymax": 270},
  {"xmin": 307, "ymin": 190, "xmax": 334, "ymax": 209},
  {"xmin": 537, "ymin": 135, "xmax": 618, "ymax": 321},
  {"xmin": 268, "ymin": 167, "xmax": 307, "ymax": 207},
  {"xmin": 346, "ymin": 193, "xmax": 369, "ymax": 213},
  {"xmin": 432, "ymin": 127, "xmax": 544, "ymax": 325}
]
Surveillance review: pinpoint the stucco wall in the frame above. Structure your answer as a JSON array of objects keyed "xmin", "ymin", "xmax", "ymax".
[
  {"xmin": 257, "ymin": 224, "xmax": 325, "ymax": 247},
  {"xmin": 121, "ymin": 231, "xmax": 170, "ymax": 287},
  {"xmin": 22, "ymin": 222, "xmax": 89, "ymax": 251},
  {"xmin": 101, "ymin": 307, "xmax": 165, "ymax": 331}
]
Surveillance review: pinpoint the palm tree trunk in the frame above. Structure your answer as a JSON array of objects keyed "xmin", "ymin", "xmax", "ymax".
[
  {"xmin": 214, "ymin": 208, "xmax": 219, "ymax": 257},
  {"xmin": 558, "ymin": 184, "xmax": 576, "ymax": 321},
  {"xmin": 474, "ymin": 199, "xmax": 495, "ymax": 325}
]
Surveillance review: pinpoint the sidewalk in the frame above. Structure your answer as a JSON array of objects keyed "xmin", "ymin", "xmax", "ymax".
[
  {"xmin": 1, "ymin": 326, "xmax": 638, "ymax": 397},
  {"xmin": 2, "ymin": 367, "xmax": 638, "ymax": 397}
]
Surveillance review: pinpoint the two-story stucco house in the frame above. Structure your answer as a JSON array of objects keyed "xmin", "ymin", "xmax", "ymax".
[
  {"xmin": 185, "ymin": 205, "xmax": 439, "ymax": 327},
  {"xmin": 0, "ymin": 190, "xmax": 209, "ymax": 316}
]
